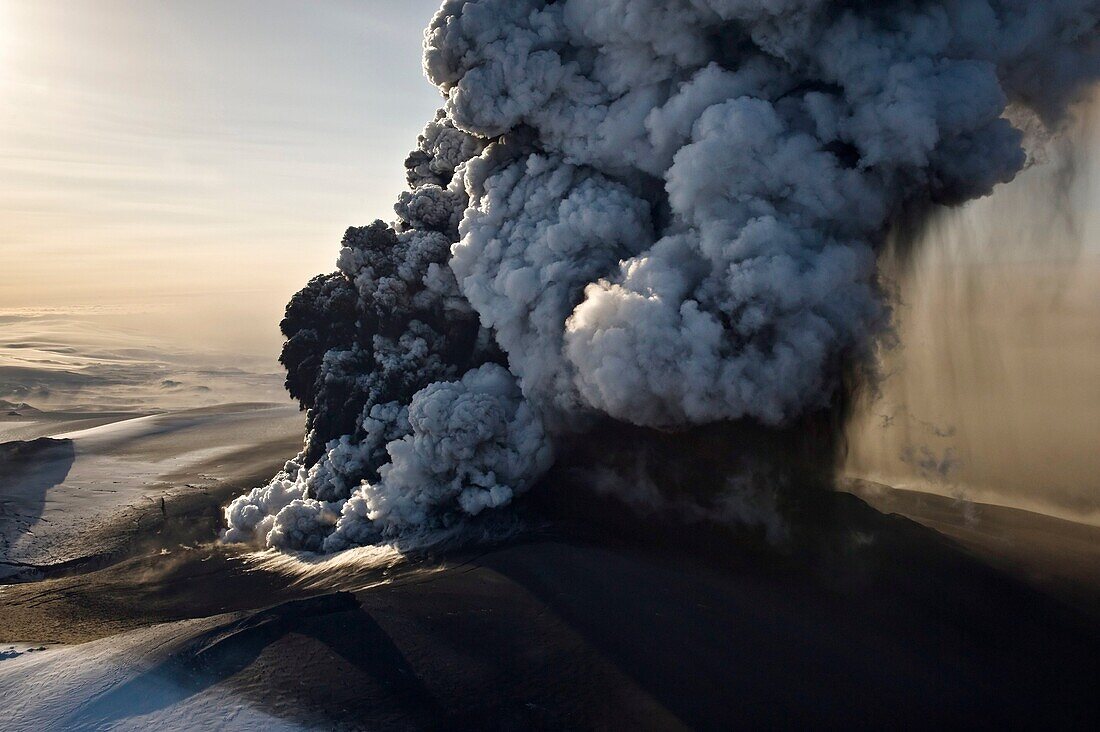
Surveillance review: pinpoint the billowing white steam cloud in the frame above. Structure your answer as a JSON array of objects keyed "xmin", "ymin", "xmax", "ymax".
[{"xmin": 226, "ymin": 0, "xmax": 1100, "ymax": 551}]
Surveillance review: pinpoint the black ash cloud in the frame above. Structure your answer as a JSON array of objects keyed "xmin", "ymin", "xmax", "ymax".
[{"xmin": 226, "ymin": 0, "xmax": 1100, "ymax": 552}]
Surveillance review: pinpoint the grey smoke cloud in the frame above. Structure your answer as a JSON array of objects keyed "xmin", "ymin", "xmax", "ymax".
[{"xmin": 226, "ymin": 0, "xmax": 1100, "ymax": 551}]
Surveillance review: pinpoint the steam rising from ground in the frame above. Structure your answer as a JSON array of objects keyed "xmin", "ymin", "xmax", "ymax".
[{"xmin": 226, "ymin": 1, "xmax": 1100, "ymax": 552}]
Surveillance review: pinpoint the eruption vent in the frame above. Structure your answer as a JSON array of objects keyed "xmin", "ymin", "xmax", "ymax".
[{"xmin": 226, "ymin": 0, "xmax": 1100, "ymax": 552}]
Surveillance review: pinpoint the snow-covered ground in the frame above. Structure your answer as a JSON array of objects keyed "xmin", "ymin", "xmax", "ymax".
[
  {"xmin": 0, "ymin": 404, "xmax": 302, "ymax": 578},
  {"xmin": 0, "ymin": 619, "xmax": 305, "ymax": 731},
  {"xmin": 0, "ymin": 309, "xmax": 286, "ymax": 415}
]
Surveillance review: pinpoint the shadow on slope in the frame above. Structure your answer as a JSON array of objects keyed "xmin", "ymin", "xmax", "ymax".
[
  {"xmin": 0, "ymin": 438, "xmax": 75, "ymax": 576},
  {"xmin": 203, "ymin": 488, "xmax": 1100, "ymax": 729},
  {"xmin": 67, "ymin": 592, "xmax": 442, "ymax": 731},
  {"xmin": 477, "ymin": 489, "xmax": 1100, "ymax": 728}
]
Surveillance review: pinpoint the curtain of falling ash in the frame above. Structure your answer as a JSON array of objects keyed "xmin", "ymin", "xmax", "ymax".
[{"xmin": 845, "ymin": 99, "xmax": 1100, "ymax": 523}]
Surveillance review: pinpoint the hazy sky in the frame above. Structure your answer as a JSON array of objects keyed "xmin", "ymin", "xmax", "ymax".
[
  {"xmin": 0, "ymin": 0, "xmax": 442, "ymax": 315},
  {"xmin": 1, "ymin": 1, "xmax": 1096, "ymax": 359}
]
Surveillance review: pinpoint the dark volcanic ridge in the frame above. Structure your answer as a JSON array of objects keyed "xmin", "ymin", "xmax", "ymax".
[{"xmin": 6, "ymin": 479, "xmax": 1100, "ymax": 729}]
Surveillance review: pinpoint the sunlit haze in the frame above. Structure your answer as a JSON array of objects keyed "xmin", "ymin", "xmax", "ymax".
[{"xmin": 0, "ymin": 0, "xmax": 441, "ymax": 355}]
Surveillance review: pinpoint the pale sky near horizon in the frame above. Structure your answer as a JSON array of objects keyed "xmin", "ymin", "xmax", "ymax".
[
  {"xmin": 0, "ymin": 0, "xmax": 443, "ymax": 317},
  {"xmin": 1, "ymin": 0, "xmax": 1098, "ymax": 359}
]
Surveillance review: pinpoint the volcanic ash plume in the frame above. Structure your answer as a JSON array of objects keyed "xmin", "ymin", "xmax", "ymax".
[{"xmin": 225, "ymin": 0, "xmax": 1100, "ymax": 552}]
